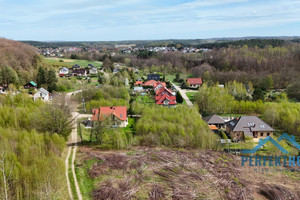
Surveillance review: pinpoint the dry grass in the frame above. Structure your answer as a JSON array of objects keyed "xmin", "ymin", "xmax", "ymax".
[{"xmin": 77, "ymin": 147, "xmax": 300, "ymax": 200}]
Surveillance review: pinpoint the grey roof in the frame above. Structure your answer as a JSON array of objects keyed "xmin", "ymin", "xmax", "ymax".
[
  {"xmin": 226, "ymin": 116, "xmax": 274, "ymax": 133},
  {"xmin": 203, "ymin": 114, "xmax": 225, "ymax": 124},
  {"xmin": 39, "ymin": 87, "xmax": 49, "ymax": 95}
]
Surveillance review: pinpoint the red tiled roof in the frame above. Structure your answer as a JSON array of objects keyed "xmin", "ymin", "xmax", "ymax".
[
  {"xmin": 153, "ymin": 81, "xmax": 166, "ymax": 89},
  {"xmin": 155, "ymin": 86, "xmax": 173, "ymax": 96},
  {"xmin": 187, "ymin": 78, "xmax": 202, "ymax": 85},
  {"xmin": 156, "ymin": 94, "xmax": 177, "ymax": 105},
  {"xmin": 134, "ymin": 81, "xmax": 143, "ymax": 86},
  {"xmin": 209, "ymin": 125, "xmax": 218, "ymax": 130},
  {"xmin": 92, "ymin": 106, "xmax": 127, "ymax": 121},
  {"xmin": 143, "ymin": 80, "xmax": 157, "ymax": 86}
]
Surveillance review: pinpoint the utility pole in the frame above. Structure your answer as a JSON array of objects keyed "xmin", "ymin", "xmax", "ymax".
[{"xmin": 82, "ymin": 97, "xmax": 86, "ymax": 113}]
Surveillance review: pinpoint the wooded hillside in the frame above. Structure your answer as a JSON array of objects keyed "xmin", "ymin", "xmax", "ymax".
[{"xmin": 0, "ymin": 38, "xmax": 44, "ymax": 84}]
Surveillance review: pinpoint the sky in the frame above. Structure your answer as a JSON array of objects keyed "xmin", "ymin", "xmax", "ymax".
[{"xmin": 0, "ymin": 0, "xmax": 300, "ymax": 41}]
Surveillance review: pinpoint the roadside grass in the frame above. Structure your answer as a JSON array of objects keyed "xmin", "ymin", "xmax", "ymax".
[
  {"xmin": 185, "ymin": 91, "xmax": 198, "ymax": 102},
  {"xmin": 68, "ymin": 147, "xmax": 79, "ymax": 200},
  {"xmin": 75, "ymin": 158, "xmax": 98, "ymax": 200}
]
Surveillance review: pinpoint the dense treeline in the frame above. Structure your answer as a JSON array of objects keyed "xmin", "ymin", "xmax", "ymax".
[
  {"xmin": 136, "ymin": 106, "xmax": 218, "ymax": 149},
  {"xmin": 0, "ymin": 93, "xmax": 68, "ymax": 199},
  {"xmin": 76, "ymin": 86, "xmax": 130, "ymax": 113},
  {"xmin": 198, "ymin": 39, "xmax": 286, "ymax": 49},
  {"xmin": 194, "ymin": 84, "xmax": 300, "ymax": 136}
]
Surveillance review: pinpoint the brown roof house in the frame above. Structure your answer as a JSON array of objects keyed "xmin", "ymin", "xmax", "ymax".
[
  {"xmin": 225, "ymin": 116, "xmax": 274, "ymax": 141},
  {"xmin": 203, "ymin": 114, "xmax": 225, "ymax": 129}
]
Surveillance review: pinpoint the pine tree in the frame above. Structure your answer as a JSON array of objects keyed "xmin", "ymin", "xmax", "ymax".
[
  {"xmin": 36, "ymin": 66, "xmax": 46, "ymax": 88},
  {"xmin": 47, "ymin": 69, "xmax": 57, "ymax": 92},
  {"xmin": 176, "ymin": 91, "xmax": 184, "ymax": 103}
]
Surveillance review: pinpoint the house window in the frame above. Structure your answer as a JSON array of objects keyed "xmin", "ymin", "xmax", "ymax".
[
  {"xmin": 40, "ymin": 93, "xmax": 43, "ymax": 97},
  {"xmin": 267, "ymin": 133, "xmax": 270, "ymax": 136},
  {"xmin": 260, "ymin": 133, "xmax": 264, "ymax": 137}
]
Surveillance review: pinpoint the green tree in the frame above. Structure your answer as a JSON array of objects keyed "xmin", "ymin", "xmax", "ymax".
[
  {"xmin": 287, "ymin": 81, "xmax": 300, "ymax": 101},
  {"xmin": 36, "ymin": 66, "xmax": 46, "ymax": 88},
  {"xmin": 176, "ymin": 91, "xmax": 184, "ymax": 103},
  {"xmin": 47, "ymin": 69, "xmax": 57, "ymax": 92},
  {"xmin": 0, "ymin": 66, "xmax": 17, "ymax": 87}
]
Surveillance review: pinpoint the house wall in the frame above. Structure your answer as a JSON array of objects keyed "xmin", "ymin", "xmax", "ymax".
[
  {"xmin": 226, "ymin": 127, "xmax": 244, "ymax": 140},
  {"xmin": 33, "ymin": 92, "xmax": 49, "ymax": 101},
  {"xmin": 189, "ymin": 84, "xmax": 201, "ymax": 89},
  {"xmin": 253, "ymin": 131, "xmax": 273, "ymax": 139}
]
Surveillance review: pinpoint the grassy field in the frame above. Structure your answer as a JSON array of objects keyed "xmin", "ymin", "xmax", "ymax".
[
  {"xmin": 185, "ymin": 91, "xmax": 198, "ymax": 102},
  {"xmin": 165, "ymin": 73, "xmax": 192, "ymax": 83},
  {"xmin": 134, "ymin": 95, "xmax": 155, "ymax": 104},
  {"xmin": 45, "ymin": 57, "xmax": 102, "ymax": 68}
]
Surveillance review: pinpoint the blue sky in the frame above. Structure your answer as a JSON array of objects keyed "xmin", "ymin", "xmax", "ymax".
[{"xmin": 0, "ymin": 0, "xmax": 299, "ymax": 41}]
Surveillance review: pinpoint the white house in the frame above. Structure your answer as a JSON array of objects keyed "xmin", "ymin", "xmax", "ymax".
[
  {"xmin": 33, "ymin": 88, "xmax": 49, "ymax": 101},
  {"xmin": 59, "ymin": 67, "xmax": 69, "ymax": 76},
  {"xmin": 89, "ymin": 67, "xmax": 98, "ymax": 75}
]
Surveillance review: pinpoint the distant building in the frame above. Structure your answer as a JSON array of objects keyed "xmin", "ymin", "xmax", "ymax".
[
  {"xmin": 226, "ymin": 116, "xmax": 274, "ymax": 141},
  {"xmin": 33, "ymin": 88, "xmax": 49, "ymax": 101},
  {"xmin": 147, "ymin": 74, "xmax": 160, "ymax": 81},
  {"xmin": 24, "ymin": 81, "xmax": 37, "ymax": 89},
  {"xmin": 187, "ymin": 78, "xmax": 202, "ymax": 89},
  {"xmin": 72, "ymin": 68, "xmax": 87, "ymax": 76},
  {"xmin": 72, "ymin": 64, "xmax": 81, "ymax": 69},
  {"xmin": 59, "ymin": 67, "xmax": 69, "ymax": 77},
  {"xmin": 89, "ymin": 67, "xmax": 98, "ymax": 75}
]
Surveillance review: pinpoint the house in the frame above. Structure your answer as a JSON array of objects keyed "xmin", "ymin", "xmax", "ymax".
[
  {"xmin": 153, "ymin": 82, "xmax": 167, "ymax": 92},
  {"xmin": 72, "ymin": 68, "xmax": 87, "ymax": 76},
  {"xmin": 155, "ymin": 86, "xmax": 177, "ymax": 107},
  {"xmin": 156, "ymin": 94, "xmax": 177, "ymax": 107},
  {"xmin": 187, "ymin": 78, "xmax": 202, "ymax": 89},
  {"xmin": 203, "ymin": 114, "xmax": 225, "ymax": 129},
  {"xmin": 133, "ymin": 87, "xmax": 144, "ymax": 93},
  {"xmin": 113, "ymin": 68, "xmax": 120, "ymax": 74},
  {"xmin": 72, "ymin": 64, "xmax": 81, "ymax": 69},
  {"xmin": 134, "ymin": 81, "xmax": 143, "ymax": 86},
  {"xmin": 209, "ymin": 125, "xmax": 219, "ymax": 133},
  {"xmin": 59, "ymin": 67, "xmax": 69, "ymax": 77},
  {"xmin": 143, "ymin": 80, "xmax": 157, "ymax": 87},
  {"xmin": 147, "ymin": 74, "xmax": 160, "ymax": 81},
  {"xmin": 33, "ymin": 88, "xmax": 49, "ymax": 101},
  {"xmin": 24, "ymin": 81, "xmax": 37, "ymax": 89},
  {"xmin": 225, "ymin": 116, "xmax": 274, "ymax": 141},
  {"xmin": 89, "ymin": 67, "xmax": 98, "ymax": 75},
  {"xmin": 92, "ymin": 106, "xmax": 128, "ymax": 128}
]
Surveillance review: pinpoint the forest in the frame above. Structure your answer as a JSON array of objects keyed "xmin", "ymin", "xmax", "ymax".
[{"xmin": 0, "ymin": 93, "xmax": 70, "ymax": 200}]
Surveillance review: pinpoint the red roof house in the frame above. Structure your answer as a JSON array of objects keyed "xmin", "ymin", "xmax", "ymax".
[
  {"xmin": 143, "ymin": 80, "xmax": 157, "ymax": 87},
  {"xmin": 134, "ymin": 81, "xmax": 143, "ymax": 86},
  {"xmin": 187, "ymin": 78, "xmax": 202, "ymax": 88},
  {"xmin": 92, "ymin": 106, "xmax": 128, "ymax": 127},
  {"xmin": 156, "ymin": 94, "xmax": 177, "ymax": 106}
]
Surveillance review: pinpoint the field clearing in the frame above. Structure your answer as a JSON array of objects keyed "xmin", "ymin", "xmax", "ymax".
[
  {"xmin": 186, "ymin": 91, "xmax": 197, "ymax": 102},
  {"xmin": 45, "ymin": 57, "xmax": 102, "ymax": 68},
  {"xmin": 75, "ymin": 147, "xmax": 300, "ymax": 200}
]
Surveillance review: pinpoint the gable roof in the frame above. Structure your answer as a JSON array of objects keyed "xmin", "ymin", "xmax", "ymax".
[
  {"xmin": 144, "ymin": 80, "xmax": 157, "ymax": 86},
  {"xmin": 203, "ymin": 114, "xmax": 225, "ymax": 124},
  {"xmin": 226, "ymin": 116, "xmax": 274, "ymax": 134},
  {"xmin": 29, "ymin": 81, "xmax": 37, "ymax": 86},
  {"xmin": 156, "ymin": 94, "xmax": 177, "ymax": 105},
  {"xmin": 187, "ymin": 78, "xmax": 202, "ymax": 85},
  {"xmin": 92, "ymin": 106, "xmax": 127, "ymax": 121},
  {"xmin": 39, "ymin": 87, "xmax": 49, "ymax": 95}
]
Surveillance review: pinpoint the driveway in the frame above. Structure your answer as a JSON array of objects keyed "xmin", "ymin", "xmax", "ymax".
[{"xmin": 171, "ymin": 82, "xmax": 194, "ymax": 106}]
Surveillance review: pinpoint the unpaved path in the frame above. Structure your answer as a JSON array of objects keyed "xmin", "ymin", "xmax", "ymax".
[
  {"xmin": 65, "ymin": 90, "xmax": 91, "ymax": 200},
  {"xmin": 171, "ymin": 82, "xmax": 194, "ymax": 106}
]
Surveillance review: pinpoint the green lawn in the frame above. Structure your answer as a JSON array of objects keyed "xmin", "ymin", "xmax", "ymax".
[
  {"xmin": 135, "ymin": 95, "xmax": 155, "ymax": 104},
  {"xmin": 45, "ymin": 57, "xmax": 102, "ymax": 68},
  {"xmin": 185, "ymin": 92, "xmax": 198, "ymax": 102}
]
